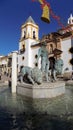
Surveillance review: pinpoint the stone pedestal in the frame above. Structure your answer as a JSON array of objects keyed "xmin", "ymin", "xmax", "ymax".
[{"xmin": 17, "ymin": 81, "xmax": 65, "ymax": 98}]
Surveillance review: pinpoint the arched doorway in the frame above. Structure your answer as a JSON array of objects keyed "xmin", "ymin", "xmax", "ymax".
[{"xmin": 49, "ymin": 56, "xmax": 55, "ymax": 70}]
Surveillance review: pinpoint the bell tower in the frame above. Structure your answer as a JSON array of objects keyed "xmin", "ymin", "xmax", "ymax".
[
  {"xmin": 19, "ymin": 16, "xmax": 39, "ymax": 51},
  {"xmin": 18, "ymin": 16, "xmax": 39, "ymax": 70}
]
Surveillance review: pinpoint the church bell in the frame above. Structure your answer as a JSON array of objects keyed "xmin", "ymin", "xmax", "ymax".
[{"xmin": 41, "ymin": 5, "xmax": 50, "ymax": 23}]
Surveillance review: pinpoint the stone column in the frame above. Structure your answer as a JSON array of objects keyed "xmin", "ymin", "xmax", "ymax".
[{"xmin": 11, "ymin": 51, "xmax": 17, "ymax": 93}]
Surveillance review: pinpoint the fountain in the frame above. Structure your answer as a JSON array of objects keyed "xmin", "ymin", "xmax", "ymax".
[{"xmin": 16, "ymin": 42, "xmax": 65, "ymax": 98}]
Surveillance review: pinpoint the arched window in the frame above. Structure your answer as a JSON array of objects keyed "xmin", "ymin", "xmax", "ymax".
[
  {"xmin": 22, "ymin": 56, "xmax": 25, "ymax": 60},
  {"xmin": 33, "ymin": 31, "xmax": 36, "ymax": 39},
  {"xmin": 69, "ymin": 20, "xmax": 71, "ymax": 24},
  {"xmin": 50, "ymin": 44, "xmax": 53, "ymax": 53},
  {"xmin": 22, "ymin": 44, "xmax": 25, "ymax": 51},
  {"xmin": 69, "ymin": 47, "xmax": 73, "ymax": 53},
  {"xmin": 70, "ymin": 58, "xmax": 73, "ymax": 65},
  {"xmin": 24, "ymin": 31, "xmax": 26, "ymax": 38}
]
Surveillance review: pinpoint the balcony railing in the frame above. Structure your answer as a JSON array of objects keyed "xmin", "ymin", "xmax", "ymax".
[{"xmin": 19, "ymin": 48, "xmax": 25, "ymax": 54}]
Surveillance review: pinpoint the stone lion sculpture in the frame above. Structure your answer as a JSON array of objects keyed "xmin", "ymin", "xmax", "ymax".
[
  {"xmin": 55, "ymin": 58, "xmax": 63, "ymax": 75},
  {"xmin": 19, "ymin": 63, "xmax": 42, "ymax": 85}
]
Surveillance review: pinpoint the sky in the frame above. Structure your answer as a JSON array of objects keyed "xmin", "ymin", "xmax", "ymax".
[{"xmin": 0, "ymin": 0, "xmax": 73, "ymax": 55}]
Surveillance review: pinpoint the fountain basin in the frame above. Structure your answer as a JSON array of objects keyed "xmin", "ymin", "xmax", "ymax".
[{"xmin": 17, "ymin": 81, "xmax": 65, "ymax": 98}]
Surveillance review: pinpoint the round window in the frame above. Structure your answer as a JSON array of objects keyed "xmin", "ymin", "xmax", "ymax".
[
  {"xmin": 69, "ymin": 47, "xmax": 73, "ymax": 53},
  {"xmin": 22, "ymin": 56, "xmax": 25, "ymax": 60},
  {"xmin": 69, "ymin": 58, "xmax": 73, "ymax": 65}
]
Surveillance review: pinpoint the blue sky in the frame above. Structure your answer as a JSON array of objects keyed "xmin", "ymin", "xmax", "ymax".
[{"xmin": 0, "ymin": 0, "xmax": 73, "ymax": 55}]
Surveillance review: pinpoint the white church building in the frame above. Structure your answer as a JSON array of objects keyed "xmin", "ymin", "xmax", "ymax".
[
  {"xmin": 17, "ymin": 14, "xmax": 73, "ymax": 74},
  {"xmin": 57, "ymin": 14, "xmax": 73, "ymax": 73}
]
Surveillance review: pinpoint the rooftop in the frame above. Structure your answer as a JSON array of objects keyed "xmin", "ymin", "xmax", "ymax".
[{"xmin": 25, "ymin": 16, "xmax": 36, "ymax": 24}]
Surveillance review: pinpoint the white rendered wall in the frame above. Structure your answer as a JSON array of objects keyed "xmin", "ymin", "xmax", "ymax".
[
  {"xmin": 61, "ymin": 38, "xmax": 72, "ymax": 72},
  {"xmin": 18, "ymin": 39, "xmax": 40, "ymax": 71},
  {"xmin": 25, "ymin": 39, "xmax": 32, "ymax": 67},
  {"xmin": 31, "ymin": 46, "xmax": 40, "ymax": 68},
  {"xmin": 19, "ymin": 40, "xmax": 25, "ymax": 50},
  {"xmin": 18, "ymin": 40, "xmax": 29, "ymax": 71},
  {"xmin": 1, "ymin": 59, "xmax": 7, "ymax": 65},
  {"xmin": 24, "ymin": 39, "xmax": 40, "ymax": 68}
]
